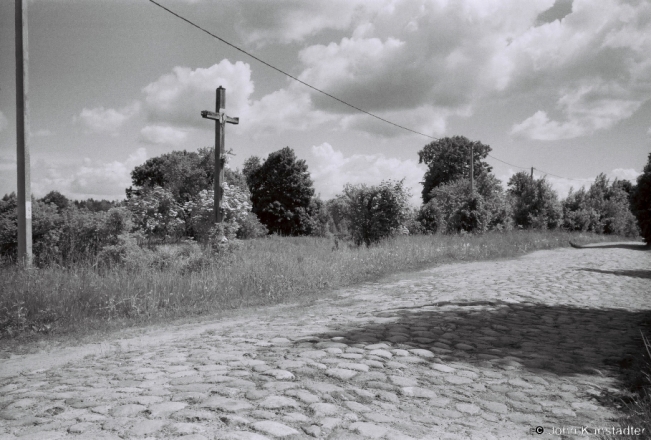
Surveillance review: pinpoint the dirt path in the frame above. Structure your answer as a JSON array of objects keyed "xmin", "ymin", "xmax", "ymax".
[{"xmin": 1, "ymin": 243, "xmax": 650, "ymax": 439}]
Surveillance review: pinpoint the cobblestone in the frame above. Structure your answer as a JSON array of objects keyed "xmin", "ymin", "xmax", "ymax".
[{"xmin": 1, "ymin": 243, "xmax": 649, "ymax": 438}]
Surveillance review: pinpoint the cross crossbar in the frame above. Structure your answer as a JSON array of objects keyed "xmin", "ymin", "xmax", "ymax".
[
  {"xmin": 201, "ymin": 110, "xmax": 239, "ymax": 125},
  {"xmin": 200, "ymin": 86, "xmax": 240, "ymax": 226}
]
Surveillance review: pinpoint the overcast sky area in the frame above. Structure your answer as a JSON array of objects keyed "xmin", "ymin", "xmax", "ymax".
[{"xmin": 1, "ymin": 0, "xmax": 650, "ymax": 206}]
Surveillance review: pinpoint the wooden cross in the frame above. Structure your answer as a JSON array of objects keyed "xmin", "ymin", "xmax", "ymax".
[{"xmin": 201, "ymin": 86, "xmax": 239, "ymax": 224}]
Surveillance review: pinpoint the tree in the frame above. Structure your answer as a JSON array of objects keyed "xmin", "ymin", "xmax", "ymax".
[
  {"xmin": 127, "ymin": 147, "xmax": 247, "ymax": 203},
  {"xmin": 507, "ymin": 172, "xmax": 561, "ymax": 230},
  {"xmin": 74, "ymin": 199, "xmax": 118, "ymax": 212},
  {"xmin": 1, "ymin": 193, "xmax": 133, "ymax": 265},
  {"xmin": 325, "ymin": 198, "xmax": 351, "ymax": 236},
  {"xmin": 631, "ymin": 153, "xmax": 651, "ymax": 243},
  {"xmin": 242, "ymin": 156, "xmax": 262, "ymax": 188},
  {"xmin": 128, "ymin": 150, "xmax": 210, "ymax": 203},
  {"xmin": 562, "ymin": 174, "xmax": 639, "ymax": 236},
  {"xmin": 418, "ymin": 136, "xmax": 493, "ymax": 203},
  {"xmin": 127, "ymin": 147, "xmax": 252, "ymax": 239},
  {"xmin": 418, "ymin": 173, "xmax": 511, "ymax": 234},
  {"xmin": 245, "ymin": 147, "xmax": 315, "ymax": 235},
  {"xmin": 41, "ymin": 191, "xmax": 69, "ymax": 212},
  {"xmin": 337, "ymin": 179, "xmax": 410, "ymax": 246}
]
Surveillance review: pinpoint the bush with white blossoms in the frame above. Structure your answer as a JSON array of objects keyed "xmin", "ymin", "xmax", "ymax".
[
  {"xmin": 183, "ymin": 182, "xmax": 252, "ymax": 242},
  {"xmin": 126, "ymin": 186, "xmax": 185, "ymax": 240}
]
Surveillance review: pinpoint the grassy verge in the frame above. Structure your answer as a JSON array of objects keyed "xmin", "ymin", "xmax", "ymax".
[
  {"xmin": 0, "ymin": 230, "xmax": 631, "ymax": 343},
  {"xmin": 600, "ymin": 318, "xmax": 651, "ymax": 440}
]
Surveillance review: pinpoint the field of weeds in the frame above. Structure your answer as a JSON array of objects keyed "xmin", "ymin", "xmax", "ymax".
[{"xmin": 0, "ymin": 230, "xmax": 630, "ymax": 340}]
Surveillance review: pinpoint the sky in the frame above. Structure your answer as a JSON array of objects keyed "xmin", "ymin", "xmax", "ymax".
[{"xmin": 1, "ymin": 0, "xmax": 650, "ymax": 206}]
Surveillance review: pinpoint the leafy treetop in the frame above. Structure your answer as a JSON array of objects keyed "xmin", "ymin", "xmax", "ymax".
[
  {"xmin": 244, "ymin": 147, "xmax": 315, "ymax": 236},
  {"xmin": 418, "ymin": 136, "xmax": 492, "ymax": 204}
]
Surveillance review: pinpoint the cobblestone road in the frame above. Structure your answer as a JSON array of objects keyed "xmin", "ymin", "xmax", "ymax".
[{"xmin": 1, "ymin": 243, "xmax": 650, "ymax": 439}]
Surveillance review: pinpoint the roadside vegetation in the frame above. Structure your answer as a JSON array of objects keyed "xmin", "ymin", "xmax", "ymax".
[
  {"xmin": 600, "ymin": 318, "xmax": 651, "ymax": 440},
  {"xmin": 0, "ymin": 230, "xmax": 623, "ymax": 340},
  {"xmin": 1, "ymin": 140, "xmax": 648, "ymax": 344}
]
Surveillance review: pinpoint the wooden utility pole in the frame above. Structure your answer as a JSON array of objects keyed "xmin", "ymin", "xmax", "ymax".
[
  {"xmin": 201, "ymin": 86, "xmax": 239, "ymax": 224},
  {"xmin": 469, "ymin": 143, "xmax": 474, "ymax": 197},
  {"xmin": 531, "ymin": 167, "xmax": 534, "ymax": 180},
  {"xmin": 15, "ymin": 0, "xmax": 32, "ymax": 266}
]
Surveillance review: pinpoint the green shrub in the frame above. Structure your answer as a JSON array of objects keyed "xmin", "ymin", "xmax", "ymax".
[
  {"xmin": 563, "ymin": 174, "xmax": 639, "ymax": 237},
  {"xmin": 236, "ymin": 212, "xmax": 269, "ymax": 239},
  {"xmin": 417, "ymin": 199, "xmax": 446, "ymax": 234},
  {"xmin": 508, "ymin": 172, "xmax": 562, "ymax": 230},
  {"xmin": 631, "ymin": 153, "xmax": 651, "ymax": 243},
  {"xmin": 337, "ymin": 179, "xmax": 411, "ymax": 246},
  {"xmin": 97, "ymin": 232, "xmax": 153, "ymax": 270},
  {"xmin": 126, "ymin": 186, "xmax": 185, "ymax": 241},
  {"xmin": 0, "ymin": 194, "xmax": 134, "ymax": 266},
  {"xmin": 419, "ymin": 175, "xmax": 511, "ymax": 234}
]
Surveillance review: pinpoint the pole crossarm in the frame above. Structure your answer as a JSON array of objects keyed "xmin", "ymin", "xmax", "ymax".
[{"xmin": 201, "ymin": 110, "xmax": 239, "ymax": 125}]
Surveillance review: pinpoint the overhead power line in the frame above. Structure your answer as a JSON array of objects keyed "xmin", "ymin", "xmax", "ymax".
[
  {"xmin": 147, "ymin": 0, "xmax": 583, "ymax": 183},
  {"xmin": 148, "ymin": 0, "xmax": 436, "ymax": 140},
  {"xmin": 487, "ymin": 154, "xmax": 529, "ymax": 171},
  {"xmin": 532, "ymin": 168, "xmax": 589, "ymax": 183},
  {"xmin": 487, "ymin": 154, "xmax": 587, "ymax": 182}
]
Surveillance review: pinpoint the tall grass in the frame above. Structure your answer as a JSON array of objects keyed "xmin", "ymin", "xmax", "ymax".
[
  {"xmin": 600, "ymin": 324, "xmax": 651, "ymax": 440},
  {"xmin": 0, "ymin": 230, "xmax": 627, "ymax": 338}
]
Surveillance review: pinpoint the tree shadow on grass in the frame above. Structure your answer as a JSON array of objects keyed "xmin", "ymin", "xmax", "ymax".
[
  {"xmin": 576, "ymin": 268, "xmax": 651, "ymax": 279},
  {"xmin": 318, "ymin": 300, "xmax": 651, "ymax": 381}
]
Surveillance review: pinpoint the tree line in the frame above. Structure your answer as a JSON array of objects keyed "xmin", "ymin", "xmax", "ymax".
[{"xmin": 1, "ymin": 136, "xmax": 649, "ymax": 266}]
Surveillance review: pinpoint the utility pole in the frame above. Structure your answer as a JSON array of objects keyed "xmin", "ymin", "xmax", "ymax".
[
  {"xmin": 201, "ymin": 87, "xmax": 239, "ymax": 224},
  {"xmin": 531, "ymin": 167, "xmax": 534, "ymax": 180},
  {"xmin": 15, "ymin": 0, "xmax": 32, "ymax": 266},
  {"xmin": 469, "ymin": 143, "xmax": 474, "ymax": 197}
]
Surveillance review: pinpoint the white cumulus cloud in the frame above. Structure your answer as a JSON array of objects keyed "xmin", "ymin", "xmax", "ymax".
[
  {"xmin": 506, "ymin": 0, "xmax": 651, "ymax": 140},
  {"xmin": 142, "ymin": 60, "xmax": 253, "ymax": 128},
  {"xmin": 610, "ymin": 168, "xmax": 641, "ymax": 182},
  {"xmin": 511, "ymin": 81, "xmax": 644, "ymax": 140},
  {"xmin": 139, "ymin": 125, "xmax": 188, "ymax": 146},
  {"xmin": 234, "ymin": 0, "xmax": 382, "ymax": 45},
  {"xmin": 32, "ymin": 148, "xmax": 148, "ymax": 200},
  {"xmin": 308, "ymin": 142, "xmax": 426, "ymax": 206},
  {"xmin": 510, "ymin": 110, "xmax": 583, "ymax": 141},
  {"xmin": 246, "ymin": 86, "xmax": 334, "ymax": 135},
  {"xmin": 74, "ymin": 102, "xmax": 140, "ymax": 135},
  {"xmin": 141, "ymin": 61, "xmax": 333, "ymax": 136}
]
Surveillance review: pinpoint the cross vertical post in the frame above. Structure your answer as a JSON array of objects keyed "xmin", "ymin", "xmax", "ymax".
[
  {"xmin": 214, "ymin": 87, "xmax": 225, "ymax": 223},
  {"xmin": 15, "ymin": 0, "xmax": 32, "ymax": 266},
  {"xmin": 201, "ymin": 86, "xmax": 239, "ymax": 225},
  {"xmin": 469, "ymin": 143, "xmax": 474, "ymax": 197}
]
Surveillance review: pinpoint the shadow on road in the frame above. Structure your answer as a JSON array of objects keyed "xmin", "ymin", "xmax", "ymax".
[
  {"xmin": 576, "ymin": 268, "xmax": 651, "ymax": 279},
  {"xmin": 318, "ymin": 300, "xmax": 651, "ymax": 381},
  {"xmin": 572, "ymin": 243, "xmax": 650, "ymax": 251}
]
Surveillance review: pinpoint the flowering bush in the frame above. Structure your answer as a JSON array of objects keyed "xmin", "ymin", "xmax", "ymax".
[
  {"xmin": 183, "ymin": 182, "xmax": 252, "ymax": 242},
  {"xmin": 126, "ymin": 186, "xmax": 185, "ymax": 241}
]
